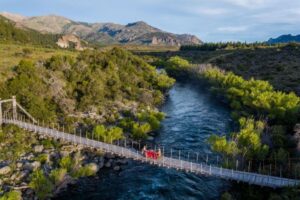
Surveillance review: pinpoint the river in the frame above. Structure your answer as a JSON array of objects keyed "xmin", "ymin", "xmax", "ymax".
[{"xmin": 55, "ymin": 82, "xmax": 233, "ymax": 200}]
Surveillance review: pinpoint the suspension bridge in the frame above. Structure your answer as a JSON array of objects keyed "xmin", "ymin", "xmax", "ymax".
[{"xmin": 0, "ymin": 97, "xmax": 300, "ymax": 188}]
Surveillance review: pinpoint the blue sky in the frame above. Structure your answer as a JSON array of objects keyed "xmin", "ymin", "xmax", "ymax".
[{"xmin": 1, "ymin": 0, "xmax": 300, "ymax": 42}]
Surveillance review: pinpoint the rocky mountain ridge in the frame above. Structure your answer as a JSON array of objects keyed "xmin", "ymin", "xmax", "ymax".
[
  {"xmin": 267, "ymin": 34, "xmax": 300, "ymax": 44},
  {"xmin": 0, "ymin": 12, "xmax": 202, "ymax": 46}
]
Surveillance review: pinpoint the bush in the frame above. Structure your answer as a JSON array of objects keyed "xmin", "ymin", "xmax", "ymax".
[
  {"xmin": 93, "ymin": 125, "xmax": 124, "ymax": 143},
  {"xmin": 29, "ymin": 170, "xmax": 54, "ymax": 200},
  {"xmin": 50, "ymin": 168, "xmax": 67, "ymax": 186},
  {"xmin": 137, "ymin": 111, "xmax": 164, "ymax": 131},
  {"xmin": 132, "ymin": 122, "xmax": 151, "ymax": 140},
  {"xmin": 72, "ymin": 164, "xmax": 97, "ymax": 178},
  {"xmin": 208, "ymin": 117, "xmax": 269, "ymax": 160},
  {"xmin": 221, "ymin": 192, "xmax": 233, "ymax": 200},
  {"xmin": 0, "ymin": 190, "xmax": 22, "ymax": 200},
  {"xmin": 59, "ymin": 156, "xmax": 73, "ymax": 172},
  {"xmin": 35, "ymin": 154, "xmax": 49, "ymax": 164}
]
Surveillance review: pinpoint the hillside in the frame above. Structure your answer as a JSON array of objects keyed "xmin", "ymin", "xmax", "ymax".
[
  {"xmin": 0, "ymin": 12, "xmax": 202, "ymax": 46},
  {"xmin": 268, "ymin": 34, "xmax": 300, "ymax": 44},
  {"xmin": 0, "ymin": 15, "xmax": 60, "ymax": 46},
  {"xmin": 140, "ymin": 45, "xmax": 300, "ymax": 95}
]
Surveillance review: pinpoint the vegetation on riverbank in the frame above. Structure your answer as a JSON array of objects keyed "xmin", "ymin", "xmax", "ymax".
[
  {"xmin": 164, "ymin": 56, "xmax": 300, "ymax": 199},
  {"xmin": 0, "ymin": 46, "xmax": 174, "ymax": 199},
  {"xmin": 0, "ymin": 47, "xmax": 174, "ymax": 131}
]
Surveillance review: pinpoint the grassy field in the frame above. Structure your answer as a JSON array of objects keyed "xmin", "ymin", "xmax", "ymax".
[{"xmin": 0, "ymin": 43, "xmax": 77, "ymax": 83}]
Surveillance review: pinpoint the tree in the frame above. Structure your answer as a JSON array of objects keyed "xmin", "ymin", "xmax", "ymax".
[
  {"xmin": 132, "ymin": 122, "xmax": 151, "ymax": 140},
  {"xmin": 165, "ymin": 56, "xmax": 192, "ymax": 78},
  {"xmin": 208, "ymin": 117, "xmax": 269, "ymax": 161},
  {"xmin": 93, "ymin": 125, "xmax": 124, "ymax": 143}
]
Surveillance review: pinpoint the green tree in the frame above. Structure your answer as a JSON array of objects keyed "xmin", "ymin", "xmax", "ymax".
[
  {"xmin": 132, "ymin": 123, "xmax": 151, "ymax": 140},
  {"xmin": 208, "ymin": 117, "xmax": 269, "ymax": 161},
  {"xmin": 93, "ymin": 125, "xmax": 124, "ymax": 143}
]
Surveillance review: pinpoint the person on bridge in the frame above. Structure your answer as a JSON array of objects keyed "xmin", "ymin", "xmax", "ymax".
[{"xmin": 142, "ymin": 146, "xmax": 161, "ymax": 160}]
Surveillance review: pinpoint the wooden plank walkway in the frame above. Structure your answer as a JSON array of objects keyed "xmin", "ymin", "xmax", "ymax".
[{"xmin": 3, "ymin": 118, "xmax": 300, "ymax": 188}]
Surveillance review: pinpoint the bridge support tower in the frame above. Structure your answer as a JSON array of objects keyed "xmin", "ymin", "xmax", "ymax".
[
  {"xmin": 12, "ymin": 96, "xmax": 17, "ymax": 120},
  {"xmin": 0, "ymin": 98, "xmax": 2, "ymax": 126}
]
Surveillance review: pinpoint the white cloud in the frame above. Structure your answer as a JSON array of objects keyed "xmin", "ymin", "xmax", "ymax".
[
  {"xmin": 252, "ymin": 8, "xmax": 300, "ymax": 24},
  {"xmin": 223, "ymin": 0, "xmax": 271, "ymax": 8},
  {"xmin": 217, "ymin": 26, "xmax": 249, "ymax": 33},
  {"xmin": 194, "ymin": 7, "xmax": 228, "ymax": 15}
]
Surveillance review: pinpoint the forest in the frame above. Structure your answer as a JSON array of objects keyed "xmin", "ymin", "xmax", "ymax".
[{"xmin": 179, "ymin": 42, "xmax": 296, "ymax": 51}]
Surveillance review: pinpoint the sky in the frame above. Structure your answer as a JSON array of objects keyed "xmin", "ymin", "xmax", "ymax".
[{"xmin": 1, "ymin": 0, "xmax": 300, "ymax": 42}]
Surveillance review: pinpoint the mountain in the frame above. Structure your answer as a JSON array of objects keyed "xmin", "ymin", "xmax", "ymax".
[
  {"xmin": 267, "ymin": 34, "xmax": 300, "ymax": 44},
  {"xmin": 0, "ymin": 12, "xmax": 202, "ymax": 46}
]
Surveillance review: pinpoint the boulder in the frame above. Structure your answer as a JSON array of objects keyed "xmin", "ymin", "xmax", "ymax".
[
  {"xmin": 17, "ymin": 171, "xmax": 29, "ymax": 181},
  {"xmin": 34, "ymin": 145, "xmax": 44, "ymax": 153},
  {"xmin": 31, "ymin": 161, "xmax": 41, "ymax": 170},
  {"xmin": 86, "ymin": 163, "xmax": 99, "ymax": 173},
  {"xmin": 113, "ymin": 166, "xmax": 121, "ymax": 171},
  {"xmin": 105, "ymin": 161, "xmax": 112, "ymax": 168},
  {"xmin": 98, "ymin": 161, "xmax": 104, "ymax": 169},
  {"xmin": 23, "ymin": 162, "xmax": 34, "ymax": 171},
  {"xmin": 17, "ymin": 162, "xmax": 23, "ymax": 168},
  {"xmin": 0, "ymin": 166, "xmax": 11, "ymax": 175},
  {"xmin": 23, "ymin": 161, "xmax": 41, "ymax": 171}
]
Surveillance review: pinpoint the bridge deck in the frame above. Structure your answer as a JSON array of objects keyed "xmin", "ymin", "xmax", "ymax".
[{"xmin": 3, "ymin": 119, "xmax": 300, "ymax": 188}]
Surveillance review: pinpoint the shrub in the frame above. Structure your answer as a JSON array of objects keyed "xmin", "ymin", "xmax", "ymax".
[
  {"xmin": 36, "ymin": 154, "xmax": 49, "ymax": 164},
  {"xmin": 50, "ymin": 168, "xmax": 67, "ymax": 186},
  {"xmin": 132, "ymin": 123, "xmax": 151, "ymax": 140},
  {"xmin": 208, "ymin": 117, "xmax": 269, "ymax": 160},
  {"xmin": 72, "ymin": 164, "xmax": 97, "ymax": 178},
  {"xmin": 59, "ymin": 156, "xmax": 73, "ymax": 172},
  {"xmin": 29, "ymin": 170, "xmax": 54, "ymax": 200},
  {"xmin": 93, "ymin": 125, "xmax": 124, "ymax": 143},
  {"xmin": 0, "ymin": 190, "xmax": 22, "ymax": 200}
]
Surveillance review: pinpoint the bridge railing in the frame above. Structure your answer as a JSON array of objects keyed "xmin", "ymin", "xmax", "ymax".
[{"xmin": 2, "ymin": 117, "xmax": 300, "ymax": 188}]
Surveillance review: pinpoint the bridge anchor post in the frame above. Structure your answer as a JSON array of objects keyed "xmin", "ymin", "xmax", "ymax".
[
  {"xmin": 12, "ymin": 96, "xmax": 17, "ymax": 120},
  {"xmin": 0, "ymin": 98, "xmax": 2, "ymax": 127}
]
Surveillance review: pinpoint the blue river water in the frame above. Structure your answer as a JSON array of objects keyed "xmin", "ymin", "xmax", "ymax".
[{"xmin": 55, "ymin": 82, "xmax": 233, "ymax": 200}]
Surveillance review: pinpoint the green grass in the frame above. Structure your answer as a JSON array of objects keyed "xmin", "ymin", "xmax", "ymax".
[{"xmin": 0, "ymin": 43, "xmax": 77, "ymax": 84}]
